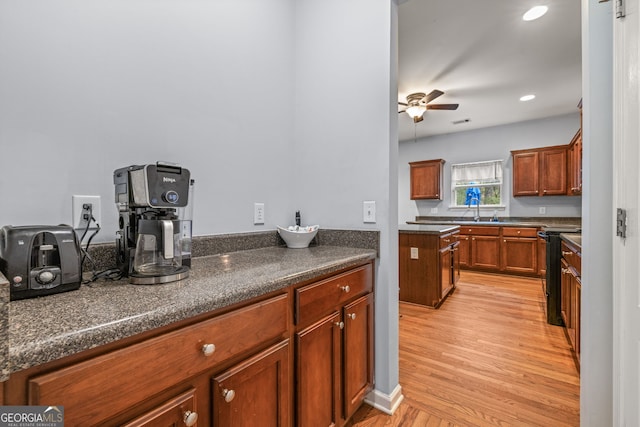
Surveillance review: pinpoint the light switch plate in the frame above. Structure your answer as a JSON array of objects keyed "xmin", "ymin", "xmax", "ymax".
[
  {"xmin": 363, "ymin": 201, "xmax": 376, "ymax": 223},
  {"xmin": 254, "ymin": 203, "xmax": 265, "ymax": 225}
]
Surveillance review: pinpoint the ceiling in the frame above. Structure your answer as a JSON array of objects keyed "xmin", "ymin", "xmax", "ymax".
[{"xmin": 397, "ymin": 0, "xmax": 582, "ymax": 142}]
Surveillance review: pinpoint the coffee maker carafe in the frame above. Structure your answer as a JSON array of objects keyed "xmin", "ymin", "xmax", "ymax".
[{"xmin": 114, "ymin": 162, "xmax": 192, "ymax": 284}]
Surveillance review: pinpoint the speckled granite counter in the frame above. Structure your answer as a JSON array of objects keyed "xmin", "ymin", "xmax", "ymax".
[
  {"xmin": 0, "ymin": 272, "xmax": 8, "ymax": 381},
  {"xmin": 399, "ymin": 224, "xmax": 460, "ymax": 234},
  {"xmin": 8, "ymin": 245, "xmax": 376, "ymax": 374},
  {"xmin": 408, "ymin": 216, "xmax": 581, "ymax": 229},
  {"xmin": 560, "ymin": 233, "xmax": 582, "ymax": 250}
]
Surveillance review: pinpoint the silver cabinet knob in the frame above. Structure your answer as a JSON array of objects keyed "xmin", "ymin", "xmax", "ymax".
[
  {"xmin": 202, "ymin": 343, "xmax": 216, "ymax": 356},
  {"xmin": 347, "ymin": 313, "xmax": 357, "ymax": 320},
  {"xmin": 222, "ymin": 388, "xmax": 236, "ymax": 403},
  {"xmin": 183, "ymin": 410, "xmax": 198, "ymax": 426},
  {"xmin": 341, "ymin": 285, "xmax": 350, "ymax": 293},
  {"xmin": 335, "ymin": 321, "xmax": 345, "ymax": 329}
]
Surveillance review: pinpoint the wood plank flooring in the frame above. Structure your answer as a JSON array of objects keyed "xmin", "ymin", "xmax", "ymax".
[{"xmin": 348, "ymin": 271, "xmax": 580, "ymax": 427}]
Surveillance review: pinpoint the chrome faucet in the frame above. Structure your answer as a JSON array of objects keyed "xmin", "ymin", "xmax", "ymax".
[{"xmin": 469, "ymin": 196, "xmax": 481, "ymax": 222}]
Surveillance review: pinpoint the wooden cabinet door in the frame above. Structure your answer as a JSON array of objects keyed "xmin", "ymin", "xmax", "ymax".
[
  {"xmin": 342, "ymin": 294, "xmax": 374, "ymax": 421},
  {"xmin": 440, "ymin": 247, "xmax": 453, "ymax": 299},
  {"xmin": 296, "ymin": 312, "xmax": 341, "ymax": 427},
  {"xmin": 567, "ymin": 130, "xmax": 582, "ymax": 195},
  {"xmin": 212, "ymin": 340, "xmax": 290, "ymax": 427},
  {"xmin": 122, "ymin": 388, "xmax": 198, "ymax": 427},
  {"xmin": 512, "ymin": 151, "xmax": 539, "ymax": 196},
  {"xmin": 452, "ymin": 242, "xmax": 460, "ymax": 284},
  {"xmin": 574, "ymin": 279, "xmax": 581, "ymax": 365},
  {"xmin": 502, "ymin": 238, "xmax": 537, "ymax": 274},
  {"xmin": 458, "ymin": 235, "xmax": 470, "ymax": 268},
  {"xmin": 560, "ymin": 259, "xmax": 571, "ymax": 329},
  {"xmin": 540, "ymin": 147, "xmax": 567, "ymax": 195},
  {"xmin": 409, "ymin": 159, "xmax": 444, "ymax": 200},
  {"xmin": 470, "ymin": 236, "xmax": 500, "ymax": 270},
  {"xmin": 538, "ymin": 236, "xmax": 547, "ymax": 276}
]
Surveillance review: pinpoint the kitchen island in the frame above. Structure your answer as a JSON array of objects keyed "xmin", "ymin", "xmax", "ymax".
[
  {"xmin": 399, "ymin": 224, "xmax": 460, "ymax": 308},
  {"xmin": 3, "ymin": 244, "xmax": 376, "ymax": 426}
]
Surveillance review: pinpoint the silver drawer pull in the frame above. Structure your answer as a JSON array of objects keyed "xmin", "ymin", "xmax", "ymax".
[
  {"xmin": 222, "ymin": 388, "xmax": 236, "ymax": 403},
  {"xmin": 341, "ymin": 285, "xmax": 351, "ymax": 293},
  {"xmin": 202, "ymin": 343, "xmax": 216, "ymax": 356},
  {"xmin": 183, "ymin": 410, "xmax": 198, "ymax": 426}
]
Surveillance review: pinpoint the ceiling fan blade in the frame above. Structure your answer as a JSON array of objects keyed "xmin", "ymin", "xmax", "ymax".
[
  {"xmin": 427, "ymin": 103, "xmax": 459, "ymax": 110},
  {"xmin": 413, "ymin": 115, "xmax": 424, "ymax": 123},
  {"xmin": 398, "ymin": 101, "xmax": 408, "ymax": 106},
  {"xmin": 398, "ymin": 109, "xmax": 407, "ymax": 114},
  {"xmin": 424, "ymin": 90, "xmax": 444, "ymax": 104}
]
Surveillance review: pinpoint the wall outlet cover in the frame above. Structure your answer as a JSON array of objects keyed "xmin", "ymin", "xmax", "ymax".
[
  {"xmin": 363, "ymin": 201, "xmax": 376, "ymax": 223},
  {"xmin": 254, "ymin": 203, "xmax": 265, "ymax": 225},
  {"xmin": 72, "ymin": 195, "xmax": 101, "ymax": 230}
]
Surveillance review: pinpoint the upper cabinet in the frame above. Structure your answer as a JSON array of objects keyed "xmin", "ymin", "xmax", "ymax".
[
  {"xmin": 512, "ymin": 145, "xmax": 567, "ymax": 196},
  {"xmin": 409, "ymin": 159, "xmax": 445, "ymax": 200}
]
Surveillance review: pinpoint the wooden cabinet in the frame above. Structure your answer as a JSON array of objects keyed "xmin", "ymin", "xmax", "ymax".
[
  {"xmin": 399, "ymin": 229, "xmax": 459, "ymax": 308},
  {"xmin": 212, "ymin": 340, "xmax": 290, "ymax": 427},
  {"xmin": 512, "ymin": 146, "xmax": 567, "ymax": 196},
  {"xmin": 538, "ymin": 236, "xmax": 547, "ymax": 276},
  {"xmin": 295, "ymin": 264, "xmax": 374, "ymax": 426},
  {"xmin": 409, "ymin": 159, "xmax": 444, "ymax": 200},
  {"xmin": 5, "ymin": 261, "xmax": 376, "ymax": 427},
  {"xmin": 567, "ymin": 130, "xmax": 582, "ymax": 195},
  {"xmin": 501, "ymin": 227, "xmax": 538, "ymax": 274},
  {"xmin": 467, "ymin": 226, "xmax": 501, "ymax": 270},
  {"xmin": 561, "ymin": 240, "xmax": 581, "ymax": 370},
  {"xmin": 458, "ymin": 232, "xmax": 470, "ymax": 268}
]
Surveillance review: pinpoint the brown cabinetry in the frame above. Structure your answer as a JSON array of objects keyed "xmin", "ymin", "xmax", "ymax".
[
  {"xmin": 561, "ymin": 240, "xmax": 581, "ymax": 370},
  {"xmin": 399, "ymin": 229, "xmax": 459, "ymax": 308},
  {"xmin": 295, "ymin": 264, "xmax": 374, "ymax": 426},
  {"xmin": 409, "ymin": 159, "xmax": 444, "ymax": 200},
  {"xmin": 512, "ymin": 146, "xmax": 567, "ymax": 196},
  {"xmin": 502, "ymin": 227, "xmax": 538, "ymax": 274},
  {"xmin": 4, "ymin": 261, "xmax": 376, "ymax": 426},
  {"xmin": 567, "ymin": 130, "xmax": 582, "ymax": 195}
]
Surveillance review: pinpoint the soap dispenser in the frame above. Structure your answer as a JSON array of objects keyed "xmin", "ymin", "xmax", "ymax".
[{"xmin": 295, "ymin": 211, "xmax": 301, "ymax": 227}]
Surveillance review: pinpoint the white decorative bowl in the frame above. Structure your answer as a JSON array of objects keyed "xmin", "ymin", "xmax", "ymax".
[{"xmin": 277, "ymin": 225, "xmax": 319, "ymax": 249}]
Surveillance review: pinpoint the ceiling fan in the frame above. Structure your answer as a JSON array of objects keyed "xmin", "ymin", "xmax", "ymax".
[{"xmin": 398, "ymin": 90, "xmax": 459, "ymax": 123}]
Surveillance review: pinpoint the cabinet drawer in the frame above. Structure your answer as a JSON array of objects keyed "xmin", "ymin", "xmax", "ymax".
[
  {"xmin": 502, "ymin": 227, "xmax": 538, "ymax": 238},
  {"xmin": 562, "ymin": 242, "xmax": 581, "ymax": 276},
  {"xmin": 28, "ymin": 293, "xmax": 288, "ymax": 426},
  {"xmin": 460, "ymin": 226, "xmax": 500, "ymax": 236},
  {"xmin": 296, "ymin": 264, "xmax": 372, "ymax": 326},
  {"xmin": 440, "ymin": 234, "xmax": 456, "ymax": 248}
]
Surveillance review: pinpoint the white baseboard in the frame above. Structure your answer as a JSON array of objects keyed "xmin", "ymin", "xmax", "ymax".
[{"xmin": 363, "ymin": 384, "xmax": 404, "ymax": 415}]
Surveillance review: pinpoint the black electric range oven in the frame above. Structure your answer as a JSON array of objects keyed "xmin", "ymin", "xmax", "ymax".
[{"xmin": 537, "ymin": 225, "xmax": 581, "ymax": 326}]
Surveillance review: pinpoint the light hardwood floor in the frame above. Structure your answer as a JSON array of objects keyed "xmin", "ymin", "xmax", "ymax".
[{"xmin": 348, "ymin": 271, "xmax": 580, "ymax": 427}]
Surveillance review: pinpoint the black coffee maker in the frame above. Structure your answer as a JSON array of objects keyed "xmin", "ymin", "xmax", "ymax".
[{"xmin": 114, "ymin": 162, "xmax": 193, "ymax": 284}]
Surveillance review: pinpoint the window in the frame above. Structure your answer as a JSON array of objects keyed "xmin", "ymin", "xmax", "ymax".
[{"xmin": 451, "ymin": 160, "xmax": 504, "ymax": 207}]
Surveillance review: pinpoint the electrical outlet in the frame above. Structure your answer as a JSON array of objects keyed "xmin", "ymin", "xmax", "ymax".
[
  {"xmin": 72, "ymin": 195, "xmax": 101, "ymax": 230},
  {"xmin": 430, "ymin": 207, "xmax": 438, "ymax": 214},
  {"xmin": 539, "ymin": 206, "xmax": 547, "ymax": 215},
  {"xmin": 363, "ymin": 201, "xmax": 376, "ymax": 223},
  {"xmin": 254, "ymin": 203, "xmax": 265, "ymax": 225}
]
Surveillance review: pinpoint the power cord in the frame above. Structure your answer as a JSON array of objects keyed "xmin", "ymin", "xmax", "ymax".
[{"xmin": 76, "ymin": 205, "xmax": 123, "ymax": 284}]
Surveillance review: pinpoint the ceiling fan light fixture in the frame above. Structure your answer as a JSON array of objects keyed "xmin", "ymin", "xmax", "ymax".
[
  {"xmin": 405, "ymin": 104, "xmax": 427, "ymax": 119},
  {"xmin": 520, "ymin": 94, "xmax": 536, "ymax": 102},
  {"xmin": 523, "ymin": 5, "xmax": 548, "ymax": 21}
]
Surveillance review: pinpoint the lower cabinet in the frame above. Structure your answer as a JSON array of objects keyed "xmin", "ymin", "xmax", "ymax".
[
  {"xmin": 295, "ymin": 266, "xmax": 374, "ymax": 426},
  {"xmin": 5, "ymin": 261, "xmax": 376, "ymax": 426},
  {"xmin": 561, "ymin": 240, "xmax": 581, "ymax": 370},
  {"xmin": 212, "ymin": 340, "xmax": 290, "ymax": 426},
  {"xmin": 470, "ymin": 235, "xmax": 501, "ymax": 270},
  {"xmin": 399, "ymin": 230, "xmax": 459, "ymax": 308}
]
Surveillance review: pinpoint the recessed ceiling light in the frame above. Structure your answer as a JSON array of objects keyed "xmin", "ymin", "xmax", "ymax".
[
  {"xmin": 520, "ymin": 94, "xmax": 536, "ymax": 102},
  {"xmin": 523, "ymin": 5, "xmax": 548, "ymax": 21}
]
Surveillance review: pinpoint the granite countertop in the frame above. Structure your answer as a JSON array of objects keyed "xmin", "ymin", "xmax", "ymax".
[
  {"xmin": 399, "ymin": 224, "xmax": 460, "ymax": 234},
  {"xmin": 407, "ymin": 217, "xmax": 581, "ymax": 229},
  {"xmin": 560, "ymin": 233, "xmax": 582, "ymax": 251},
  {"xmin": 8, "ymin": 245, "xmax": 376, "ymax": 374},
  {"xmin": 0, "ymin": 272, "xmax": 8, "ymax": 381}
]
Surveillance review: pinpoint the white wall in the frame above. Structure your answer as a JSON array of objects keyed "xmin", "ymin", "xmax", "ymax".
[
  {"xmin": 398, "ymin": 113, "xmax": 582, "ymax": 223},
  {"xmin": 0, "ymin": 0, "xmax": 296, "ymax": 241},
  {"xmin": 293, "ymin": 0, "xmax": 399, "ymax": 399},
  {"xmin": 0, "ymin": 0, "xmax": 400, "ymax": 408},
  {"xmin": 581, "ymin": 0, "xmax": 613, "ymax": 424}
]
